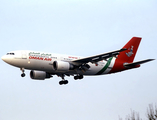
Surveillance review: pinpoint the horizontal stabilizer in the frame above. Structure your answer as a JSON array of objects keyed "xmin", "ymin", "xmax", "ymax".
[{"xmin": 124, "ymin": 59, "xmax": 155, "ymax": 68}]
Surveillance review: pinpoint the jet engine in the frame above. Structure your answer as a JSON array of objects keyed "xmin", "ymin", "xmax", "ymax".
[
  {"xmin": 53, "ymin": 61, "xmax": 74, "ymax": 71},
  {"xmin": 30, "ymin": 70, "xmax": 51, "ymax": 80}
]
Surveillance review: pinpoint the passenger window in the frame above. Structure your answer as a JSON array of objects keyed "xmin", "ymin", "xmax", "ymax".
[{"xmin": 6, "ymin": 53, "xmax": 15, "ymax": 55}]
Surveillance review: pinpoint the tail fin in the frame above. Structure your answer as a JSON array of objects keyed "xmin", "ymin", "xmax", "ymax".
[{"xmin": 118, "ymin": 37, "xmax": 141, "ymax": 63}]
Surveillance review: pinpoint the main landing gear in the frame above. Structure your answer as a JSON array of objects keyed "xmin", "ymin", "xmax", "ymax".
[
  {"xmin": 74, "ymin": 75, "xmax": 83, "ymax": 80},
  {"xmin": 59, "ymin": 80, "xmax": 68, "ymax": 85},
  {"xmin": 59, "ymin": 74, "xmax": 84, "ymax": 85},
  {"xmin": 20, "ymin": 68, "xmax": 26, "ymax": 77},
  {"xmin": 59, "ymin": 74, "xmax": 69, "ymax": 85}
]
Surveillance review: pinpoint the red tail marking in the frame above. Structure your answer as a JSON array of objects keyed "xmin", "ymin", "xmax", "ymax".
[
  {"xmin": 118, "ymin": 37, "xmax": 141, "ymax": 63},
  {"xmin": 110, "ymin": 37, "xmax": 142, "ymax": 73}
]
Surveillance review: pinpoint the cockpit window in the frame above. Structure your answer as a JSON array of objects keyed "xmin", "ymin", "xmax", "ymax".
[{"xmin": 6, "ymin": 53, "xmax": 15, "ymax": 55}]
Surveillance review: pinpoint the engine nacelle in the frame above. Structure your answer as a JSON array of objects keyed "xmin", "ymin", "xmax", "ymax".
[
  {"xmin": 30, "ymin": 70, "xmax": 51, "ymax": 80},
  {"xmin": 53, "ymin": 61, "xmax": 74, "ymax": 71}
]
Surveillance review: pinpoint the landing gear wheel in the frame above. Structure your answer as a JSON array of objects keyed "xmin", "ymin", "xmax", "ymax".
[
  {"xmin": 74, "ymin": 75, "xmax": 83, "ymax": 80},
  {"xmin": 64, "ymin": 80, "xmax": 68, "ymax": 84},
  {"xmin": 79, "ymin": 75, "xmax": 83, "ymax": 79},
  {"xmin": 59, "ymin": 80, "xmax": 69, "ymax": 85},
  {"xmin": 59, "ymin": 81, "xmax": 63, "ymax": 85},
  {"xmin": 21, "ymin": 73, "xmax": 25, "ymax": 77},
  {"xmin": 74, "ymin": 76, "xmax": 79, "ymax": 80}
]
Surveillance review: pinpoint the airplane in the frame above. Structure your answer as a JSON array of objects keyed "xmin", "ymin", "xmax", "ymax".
[{"xmin": 1, "ymin": 37, "xmax": 155, "ymax": 85}]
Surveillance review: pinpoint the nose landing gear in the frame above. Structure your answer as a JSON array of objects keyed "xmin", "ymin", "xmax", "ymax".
[
  {"xmin": 21, "ymin": 73, "xmax": 25, "ymax": 77},
  {"xmin": 20, "ymin": 68, "xmax": 26, "ymax": 77}
]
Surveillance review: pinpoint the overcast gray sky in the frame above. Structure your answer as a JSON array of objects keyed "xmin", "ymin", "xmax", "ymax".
[{"xmin": 0, "ymin": 0, "xmax": 157, "ymax": 120}]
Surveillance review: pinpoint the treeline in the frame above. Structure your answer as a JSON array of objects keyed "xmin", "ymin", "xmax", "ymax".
[{"xmin": 119, "ymin": 104, "xmax": 157, "ymax": 120}]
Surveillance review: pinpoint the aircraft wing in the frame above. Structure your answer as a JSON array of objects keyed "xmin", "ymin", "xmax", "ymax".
[{"xmin": 72, "ymin": 48, "xmax": 127, "ymax": 64}]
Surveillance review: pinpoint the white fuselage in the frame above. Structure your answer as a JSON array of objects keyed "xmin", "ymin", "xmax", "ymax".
[{"xmin": 2, "ymin": 50, "xmax": 116, "ymax": 76}]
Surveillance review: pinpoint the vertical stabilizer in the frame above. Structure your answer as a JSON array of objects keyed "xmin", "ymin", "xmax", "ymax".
[
  {"xmin": 109, "ymin": 37, "xmax": 142, "ymax": 73},
  {"xmin": 118, "ymin": 37, "xmax": 141, "ymax": 63}
]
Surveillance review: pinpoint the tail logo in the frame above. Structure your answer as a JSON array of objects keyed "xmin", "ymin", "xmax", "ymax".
[{"xmin": 126, "ymin": 46, "xmax": 134, "ymax": 57}]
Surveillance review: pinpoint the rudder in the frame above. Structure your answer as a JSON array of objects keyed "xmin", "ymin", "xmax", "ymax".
[{"xmin": 118, "ymin": 37, "xmax": 141, "ymax": 63}]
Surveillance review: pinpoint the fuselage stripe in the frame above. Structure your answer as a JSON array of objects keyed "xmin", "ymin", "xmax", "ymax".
[{"xmin": 95, "ymin": 57, "xmax": 113, "ymax": 75}]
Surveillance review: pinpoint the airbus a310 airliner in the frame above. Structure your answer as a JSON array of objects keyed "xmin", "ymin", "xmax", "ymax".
[{"xmin": 1, "ymin": 37, "xmax": 154, "ymax": 85}]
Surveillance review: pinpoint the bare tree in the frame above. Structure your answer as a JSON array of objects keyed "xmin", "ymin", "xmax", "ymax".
[
  {"xmin": 119, "ymin": 110, "xmax": 142, "ymax": 120},
  {"xmin": 147, "ymin": 104, "xmax": 157, "ymax": 120},
  {"xmin": 119, "ymin": 104, "xmax": 157, "ymax": 120},
  {"xmin": 125, "ymin": 110, "xmax": 141, "ymax": 120}
]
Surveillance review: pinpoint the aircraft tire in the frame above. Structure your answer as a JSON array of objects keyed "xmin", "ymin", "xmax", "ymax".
[
  {"xmin": 21, "ymin": 73, "xmax": 25, "ymax": 77},
  {"xmin": 79, "ymin": 75, "xmax": 83, "ymax": 79},
  {"xmin": 74, "ymin": 75, "xmax": 83, "ymax": 80},
  {"xmin": 64, "ymin": 80, "xmax": 68, "ymax": 84},
  {"xmin": 74, "ymin": 76, "xmax": 79, "ymax": 80},
  {"xmin": 59, "ymin": 81, "xmax": 63, "ymax": 85},
  {"xmin": 59, "ymin": 80, "xmax": 68, "ymax": 85}
]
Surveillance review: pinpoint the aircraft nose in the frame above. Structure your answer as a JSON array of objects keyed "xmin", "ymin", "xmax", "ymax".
[
  {"xmin": 1, "ymin": 55, "xmax": 6, "ymax": 61},
  {"xmin": 2, "ymin": 54, "xmax": 16, "ymax": 66},
  {"xmin": 1, "ymin": 55, "xmax": 10, "ymax": 63}
]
